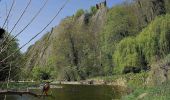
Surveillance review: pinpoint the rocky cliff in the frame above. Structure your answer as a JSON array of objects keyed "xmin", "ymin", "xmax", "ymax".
[{"xmin": 24, "ymin": 7, "xmax": 107, "ymax": 80}]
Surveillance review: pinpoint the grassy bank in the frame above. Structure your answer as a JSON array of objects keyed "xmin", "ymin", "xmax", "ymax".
[
  {"xmin": 90, "ymin": 72, "xmax": 148, "ymax": 87},
  {"xmin": 122, "ymin": 81, "xmax": 170, "ymax": 100}
]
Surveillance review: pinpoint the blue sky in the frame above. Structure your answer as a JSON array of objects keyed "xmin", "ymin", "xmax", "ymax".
[{"xmin": 0, "ymin": 0, "xmax": 124, "ymax": 52}]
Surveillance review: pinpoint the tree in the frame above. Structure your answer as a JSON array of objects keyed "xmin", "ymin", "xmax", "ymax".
[
  {"xmin": 75, "ymin": 9, "xmax": 85, "ymax": 18},
  {"xmin": 0, "ymin": 32, "xmax": 22, "ymax": 81},
  {"xmin": 113, "ymin": 14, "xmax": 170, "ymax": 73},
  {"xmin": 100, "ymin": 5, "xmax": 138, "ymax": 75}
]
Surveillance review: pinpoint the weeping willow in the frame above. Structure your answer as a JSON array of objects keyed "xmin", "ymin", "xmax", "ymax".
[{"xmin": 114, "ymin": 14, "xmax": 170, "ymax": 73}]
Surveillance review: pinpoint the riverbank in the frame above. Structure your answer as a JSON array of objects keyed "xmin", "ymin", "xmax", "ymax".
[
  {"xmin": 51, "ymin": 77, "xmax": 127, "ymax": 89},
  {"xmin": 122, "ymin": 81, "xmax": 170, "ymax": 100},
  {"xmin": 0, "ymin": 72, "xmax": 149, "ymax": 99},
  {"xmin": 0, "ymin": 83, "xmax": 120, "ymax": 100}
]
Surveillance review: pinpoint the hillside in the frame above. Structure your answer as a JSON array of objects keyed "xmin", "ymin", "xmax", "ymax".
[
  {"xmin": 24, "ymin": 6, "xmax": 107, "ymax": 80},
  {"xmin": 23, "ymin": 0, "xmax": 170, "ymax": 84}
]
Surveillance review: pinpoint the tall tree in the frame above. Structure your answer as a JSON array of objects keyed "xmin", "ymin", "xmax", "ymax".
[{"xmin": 0, "ymin": 31, "xmax": 22, "ymax": 81}]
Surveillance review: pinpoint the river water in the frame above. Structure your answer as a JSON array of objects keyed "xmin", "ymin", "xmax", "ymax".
[{"xmin": 0, "ymin": 84, "xmax": 122, "ymax": 100}]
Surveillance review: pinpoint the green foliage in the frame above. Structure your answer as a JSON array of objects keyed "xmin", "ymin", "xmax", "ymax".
[
  {"xmin": 123, "ymin": 81, "xmax": 170, "ymax": 100},
  {"xmin": 58, "ymin": 66, "xmax": 81, "ymax": 81},
  {"xmin": 32, "ymin": 66, "xmax": 52, "ymax": 80},
  {"xmin": 113, "ymin": 37, "xmax": 141, "ymax": 73},
  {"xmin": 31, "ymin": 57, "xmax": 56, "ymax": 81},
  {"xmin": 100, "ymin": 5, "xmax": 139, "ymax": 74},
  {"xmin": 138, "ymin": 14, "xmax": 170, "ymax": 62},
  {"xmin": 0, "ymin": 33, "xmax": 22, "ymax": 81},
  {"xmin": 75, "ymin": 9, "xmax": 85, "ymax": 18},
  {"xmin": 114, "ymin": 14, "xmax": 170, "ymax": 73},
  {"xmin": 24, "ymin": 0, "xmax": 170, "ymax": 81},
  {"xmin": 52, "ymin": 14, "xmax": 104, "ymax": 80},
  {"xmin": 100, "ymin": 0, "xmax": 169, "ymax": 74},
  {"xmin": 90, "ymin": 6, "xmax": 97, "ymax": 15},
  {"xmin": 165, "ymin": 0, "xmax": 170, "ymax": 13},
  {"xmin": 125, "ymin": 72, "xmax": 148, "ymax": 89}
]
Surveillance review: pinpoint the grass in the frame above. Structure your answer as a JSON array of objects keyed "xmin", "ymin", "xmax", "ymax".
[
  {"xmin": 122, "ymin": 81, "xmax": 170, "ymax": 100},
  {"xmin": 0, "ymin": 82, "xmax": 40, "ymax": 90},
  {"xmin": 89, "ymin": 72, "xmax": 148, "ymax": 86}
]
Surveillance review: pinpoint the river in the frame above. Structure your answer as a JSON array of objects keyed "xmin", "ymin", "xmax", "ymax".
[{"xmin": 0, "ymin": 84, "xmax": 122, "ymax": 100}]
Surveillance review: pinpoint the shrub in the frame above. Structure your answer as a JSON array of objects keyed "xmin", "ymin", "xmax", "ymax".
[
  {"xmin": 32, "ymin": 66, "xmax": 54, "ymax": 80},
  {"xmin": 90, "ymin": 6, "xmax": 97, "ymax": 15},
  {"xmin": 75, "ymin": 9, "xmax": 84, "ymax": 18}
]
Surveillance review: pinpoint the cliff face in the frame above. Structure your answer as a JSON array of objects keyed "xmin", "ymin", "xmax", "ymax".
[{"xmin": 24, "ymin": 7, "xmax": 107, "ymax": 79}]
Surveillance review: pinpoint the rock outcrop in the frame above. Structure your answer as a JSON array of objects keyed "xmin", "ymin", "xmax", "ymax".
[{"xmin": 24, "ymin": 7, "xmax": 107, "ymax": 76}]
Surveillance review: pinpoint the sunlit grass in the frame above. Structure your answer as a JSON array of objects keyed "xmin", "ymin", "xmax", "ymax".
[{"xmin": 122, "ymin": 81, "xmax": 170, "ymax": 100}]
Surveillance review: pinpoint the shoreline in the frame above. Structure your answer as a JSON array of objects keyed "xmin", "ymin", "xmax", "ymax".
[{"xmin": 0, "ymin": 79, "xmax": 126, "ymax": 86}]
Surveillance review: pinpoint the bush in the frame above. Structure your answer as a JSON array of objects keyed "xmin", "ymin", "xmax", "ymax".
[
  {"xmin": 90, "ymin": 6, "xmax": 97, "ymax": 15},
  {"xmin": 75, "ymin": 9, "xmax": 84, "ymax": 18},
  {"xmin": 32, "ymin": 66, "xmax": 54, "ymax": 80}
]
